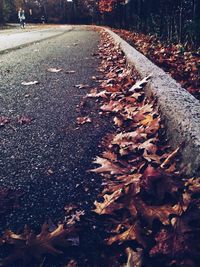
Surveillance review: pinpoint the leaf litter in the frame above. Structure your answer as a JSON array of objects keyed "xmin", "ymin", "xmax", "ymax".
[
  {"xmin": 113, "ymin": 29, "xmax": 200, "ymax": 100},
  {"xmin": 0, "ymin": 29, "xmax": 199, "ymax": 267}
]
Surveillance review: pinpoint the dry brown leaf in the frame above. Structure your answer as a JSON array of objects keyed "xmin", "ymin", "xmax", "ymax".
[
  {"xmin": 107, "ymin": 225, "xmax": 137, "ymax": 245},
  {"xmin": 1, "ymin": 224, "xmax": 78, "ymax": 266},
  {"xmin": 76, "ymin": 117, "xmax": 92, "ymax": 125},
  {"xmin": 135, "ymin": 199, "xmax": 182, "ymax": 225},
  {"xmin": 90, "ymin": 157, "xmax": 129, "ymax": 175},
  {"xmin": 161, "ymin": 146, "xmax": 181, "ymax": 168},
  {"xmin": 94, "ymin": 189, "xmax": 124, "ymax": 215}
]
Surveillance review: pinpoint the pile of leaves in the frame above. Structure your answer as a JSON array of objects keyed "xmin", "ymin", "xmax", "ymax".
[
  {"xmin": 87, "ymin": 30, "xmax": 200, "ymax": 266},
  {"xmin": 0, "ymin": 30, "xmax": 199, "ymax": 267},
  {"xmin": 113, "ymin": 29, "xmax": 200, "ymax": 100}
]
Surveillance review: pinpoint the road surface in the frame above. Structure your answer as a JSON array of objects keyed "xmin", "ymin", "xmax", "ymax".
[
  {"xmin": 0, "ymin": 25, "xmax": 109, "ymax": 232},
  {"xmin": 0, "ymin": 25, "xmax": 73, "ymax": 53}
]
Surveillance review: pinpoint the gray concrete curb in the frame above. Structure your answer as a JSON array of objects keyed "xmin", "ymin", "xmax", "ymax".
[{"xmin": 104, "ymin": 28, "xmax": 200, "ymax": 177}]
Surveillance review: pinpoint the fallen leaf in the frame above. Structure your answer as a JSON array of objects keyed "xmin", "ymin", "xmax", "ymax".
[
  {"xmin": 129, "ymin": 76, "xmax": 151, "ymax": 92},
  {"xmin": 0, "ymin": 116, "xmax": 10, "ymax": 127},
  {"xmin": 17, "ymin": 116, "xmax": 33, "ymax": 125},
  {"xmin": 94, "ymin": 189, "xmax": 124, "ymax": 215},
  {"xmin": 90, "ymin": 157, "xmax": 129, "ymax": 175},
  {"xmin": 66, "ymin": 70, "xmax": 76, "ymax": 74},
  {"xmin": 75, "ymin": 84, "xmax": 90, "ymax": 89},
  {"xmin": 47, "ymin": 68, "xmax": 62, "ymax": 73},
  {"xmin": 1, "ymin": 223, "xmax": 78, "ymax": 266},
  {"xmin": 21, "ymin": 81, "xmax": 39, "ymax": 86},
  {"xmin": 76, "ymin": 116, "xmax": 92, "ymax": 125}
]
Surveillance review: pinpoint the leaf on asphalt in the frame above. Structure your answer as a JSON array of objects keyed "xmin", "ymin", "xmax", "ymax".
[
  {"xmin": 1, "ymin": 223, "xmax": 79, "ymax": 266},
  {"xmin": 75, "ymin": 84, "xmax": 90, "ymax": 89},
  {"xmin": 76, "ymin": 116, "xmax": 92, "ymax": 125},
  {"xmin": 21, "ymin": 81, "xmax": 39, "ymax": 86},
  {"xmin": 47, "ymin": 68, "xmax": 62, "ymax": 73},
  {"xmin": 66, "ymin": 70, "xmax": 76, "ymax": 74},
  {"xmin": 0, "ymin": 116, "xmax": 10, "ymax": 127},
  {"xmin": 17, "ymin": 116, "xmax": 33, "ymax": 125}
]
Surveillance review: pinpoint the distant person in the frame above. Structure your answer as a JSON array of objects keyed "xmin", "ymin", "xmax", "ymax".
[
  {"xmin": 18, "ymin": 8, "xmax": 26, "ymax": 29},
  {"xmin": 41, "ymin": 15, "xmax": 45, "ymax": 24}
]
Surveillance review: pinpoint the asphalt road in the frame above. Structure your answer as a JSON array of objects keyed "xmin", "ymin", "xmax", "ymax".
[
  {"xmin": 0, "ymin": 26, "xmax": 109, "ymax": 232},
  {"xmin": 0, "ymin": 25, "xmax": 73, "ymax": 53}
]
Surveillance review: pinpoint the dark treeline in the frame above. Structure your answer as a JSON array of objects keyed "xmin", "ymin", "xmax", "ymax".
[
  {"xmin": 0, "ymin": 0, "xmax": 199, "ymax": 48},
  {"xmin": 114, "ymin": 0, "xmax": 200, "ymax": 48}
]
